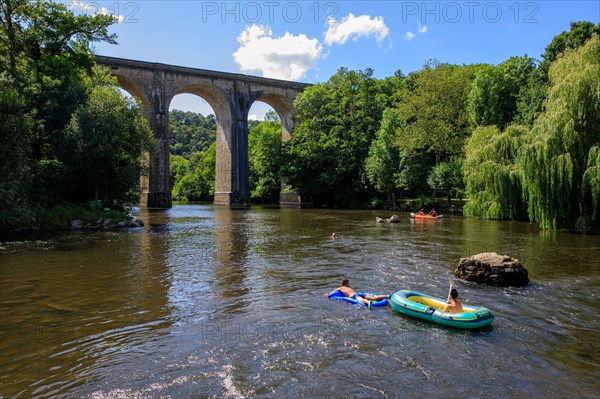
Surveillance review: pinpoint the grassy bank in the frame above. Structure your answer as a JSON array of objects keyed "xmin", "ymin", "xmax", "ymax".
[{"xmin": 0, "ymin": 200, "xmax": 128, "ymax": 233}]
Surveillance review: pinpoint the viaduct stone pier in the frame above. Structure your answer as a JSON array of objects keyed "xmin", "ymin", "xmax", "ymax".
[{"xmin": 95, "ymin": 55, "xmax": 309, "ymax": 208}]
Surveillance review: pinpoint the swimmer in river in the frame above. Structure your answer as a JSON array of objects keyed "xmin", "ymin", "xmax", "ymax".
[{"xmin": 328, "ymin": 278, "xmax": 390, "ymax": 309}]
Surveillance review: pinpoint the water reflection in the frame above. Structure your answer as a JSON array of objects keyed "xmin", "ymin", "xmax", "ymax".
[
  {"xmin": 214, "ymin": 207, "xmax": 250, "ymax": 307},
  {"xmin": 139, "ymin": 207, "xmax": 171, "ymax": 233}
]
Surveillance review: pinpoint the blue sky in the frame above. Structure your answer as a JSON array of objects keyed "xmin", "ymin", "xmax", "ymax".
[{"xmin": 66, "ymin": 1, "xmax": 599, "ymax": 118}]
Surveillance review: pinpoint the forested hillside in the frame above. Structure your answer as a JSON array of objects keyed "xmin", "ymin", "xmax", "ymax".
[{"xmin": 168, "ymin": 110, "xmax": 273, "ymax": 202}]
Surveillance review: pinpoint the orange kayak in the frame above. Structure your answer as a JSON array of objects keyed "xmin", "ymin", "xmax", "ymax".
[{"xmin": 410, "ymin": 212, "xmax": 443, "ymax": 219}]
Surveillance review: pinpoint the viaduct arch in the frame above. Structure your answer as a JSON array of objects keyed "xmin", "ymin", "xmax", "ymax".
[{"xmin": 95, "ymin": 55, "xmax": 309, "ymax": 208}]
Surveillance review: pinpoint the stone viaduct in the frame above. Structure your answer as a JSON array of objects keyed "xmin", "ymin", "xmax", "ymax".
[{"xmin": 95, "ymin": 55, "xmax": 309, "ymax": 208}]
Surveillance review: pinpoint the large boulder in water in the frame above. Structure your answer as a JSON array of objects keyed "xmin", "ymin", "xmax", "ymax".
[{"xmin": 454, "ymin": 252, "xmax": 529, "ymax": 286}]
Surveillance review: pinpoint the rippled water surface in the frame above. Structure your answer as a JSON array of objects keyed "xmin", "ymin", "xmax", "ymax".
[{"xmin": 1, "ymin": 205, "xmax": 599, "ymax": 398}]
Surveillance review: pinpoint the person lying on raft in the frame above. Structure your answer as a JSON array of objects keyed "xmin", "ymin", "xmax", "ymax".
[
  {"xmin": 328, "ymin": 278, "xmax": 390, "ymax": 307},
  {"xmin": 443, "ymin": 288, "xmax": 464, "ymax": 313}
]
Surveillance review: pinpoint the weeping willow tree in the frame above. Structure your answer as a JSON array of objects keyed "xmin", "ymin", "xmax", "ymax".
[
  {"xmin": 519, "ymin": 35, "xmax": 600, "ymax": 232},
  {"xmin": 463, "ymin": 125, "xmax": 529, "ymax": 220},
  {"xmin": 582, "ymin": 147, "xmax": 600, "ymax": 226}
]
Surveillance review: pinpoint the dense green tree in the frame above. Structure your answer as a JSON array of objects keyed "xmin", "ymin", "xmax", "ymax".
[
  {"xmin": 281, "ymin": 68, "xmax": 389, "ymax": 206},
  {"xmin": 64, "ymin": 68, "xmax": 154, "ymax": 205},
  {"xmin": 391, "ymin": 61, "xmax": 475, "ymax": 200},
  {"xmin": 395, "ymin": 148, "xmax": 430, "ymax": 195},
  {"xmin": 0, "ymin": 0, "xmax": 116, "ymax": 80},
  {"xmin": 467, "ymin": 67, "xmax": 503, "ymax": 129},
  {"xmin": 172, "ymin": 173, "xmax": 198, "ymax": 201},
  {"xmin": 172, "ymin": 143, "xmax": 216, "ymax": 201},
  {"xmin": 427, "ymin": 158, "xmax": 464, "ymax": 205},
  {"xmin": 365, "ymin": 108, "xmax": 400, "ymax": 201},
  {"xmin": 582, "ymin": 147, "xmax": 600, "ymax": 226},
  {"xmin": 167, "ymin": 109, "xmax": 218, "ymax": 201},
  {"xmin": 497, "ymin": 56, "xmax": 537, "ymax": 125},
  {"xmin": 520, "ymin": 35, "xmax": 600, "ymax": 231},
  {"xmin": 397, "ymin": 61, "xmax": 475, "ymax": 166},
  {"xmin": 190, "ymin": 143, "xmax": 216, "ymax": 200},
  {"xmin": 281, "ymin": 83, "xmax": 348, "ymax": 203},
  {"xmin": 1, "ymin": 0, "xmax": 117, "ymax": 169},
  {"xmin": 515, "ymin": 21, "xmax": 600, "ymax": 128},
  {"xmin": 514, "ymin": 69, "xmax": 546, "ymax": 128},
  {"xmin": 0, "ymin": 0, "xmax": 151, "ymax": 230},
  {"xmin": 0, "ymin": 78, "xmax": 31, "ymax": 183},
  {"xmin": 1, "ymin": 0, "xmax": 116, "ymax": 158},
  {"xmin": 468, "ymin": 56, "xmax": 536, "ymax": 130},
  {"xmin": 170, "ymin": 154, "xmax": 190, "ymax": 190},
  {"xmin": 463, "ymin": 125, "xmax": 529, "ymax": 220},
  {"xmin": 0, "ymin": 78, "xmax": 33, "ymax": 226},
  {"xmin": 379, "ymin": 70, "xmax": 406, "ymax": 108},
  {"xmin": 248, "ymin": 112, "xmax": 283, "ymax": 202},
  {"xmin": 539, "ymin": 21, "xmax": 600, "ymax": 80}
]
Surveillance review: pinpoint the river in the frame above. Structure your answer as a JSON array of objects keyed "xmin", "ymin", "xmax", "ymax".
[{"xmin": 1, "ymin": 205, "xmax": 599, "ymax": 398}]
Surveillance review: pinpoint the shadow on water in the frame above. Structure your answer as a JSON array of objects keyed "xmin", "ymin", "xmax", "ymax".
[{"xmin": 140, "ymin": 207, "xmax": 171, "ymax": 234}]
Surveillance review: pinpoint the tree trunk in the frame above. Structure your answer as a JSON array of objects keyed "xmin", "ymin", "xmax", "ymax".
[{"xmin": 1, "ymin": 0, "xmax": 19, "ymax": 79}]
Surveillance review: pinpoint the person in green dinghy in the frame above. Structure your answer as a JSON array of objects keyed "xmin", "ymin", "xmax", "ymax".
[
  {"xmin": 329, "ymin": 278, "xmax": 390, "ymax": 308},
  {"xmin": 443, "ymin": 288, "xmax": 464, "ymax": 313}
]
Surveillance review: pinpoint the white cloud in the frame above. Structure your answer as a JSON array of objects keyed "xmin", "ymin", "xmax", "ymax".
[
  {"xmin": 405, "ymin": 21, "xmax": 428, "ymax": 41},
  {"xmin": 237, "ymin": 24, "xmax": 271, "ymax": 45},
  {"xmin": 233, "ymin": 24, "xmax": 322, "ymax": 81},
  {"xmin": 70, "ymin": 1, "xmax": 124, "ymax": 23},
  {"xmin": 324, "ymin": 13, "xmax": 389, "ymax": 46}
]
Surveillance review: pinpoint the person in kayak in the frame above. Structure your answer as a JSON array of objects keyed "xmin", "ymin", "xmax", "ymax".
[
  {"xmin": 443, "ymin": 288, "xmax": 464, "ymax": 313},
  {"xmin": 329, "ymin": 278, "xmax": 390, "ymax": 308}
]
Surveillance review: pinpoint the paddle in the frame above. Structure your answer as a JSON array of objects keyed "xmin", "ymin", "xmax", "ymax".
[{"xmin": 447, "ymin": 277, "xmax": 454, "ymax": 302}]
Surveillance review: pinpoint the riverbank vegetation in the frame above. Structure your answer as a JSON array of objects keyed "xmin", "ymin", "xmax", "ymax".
[
  {"xmin": 279, "ymin": 23, "xmax": 599, "ymax": 232},
  {"xmin": 0, "ymin": 0, "xmax": 153, "ymax": 231},
  {"xmin": 280, "ymin": 25, "xmax": 598, "ymax": 234}
]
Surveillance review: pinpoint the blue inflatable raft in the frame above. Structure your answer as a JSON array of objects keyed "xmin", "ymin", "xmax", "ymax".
[
  {"xmin": 328, "ymin": 291, "xmax": 388, "ymax": 307},
  {"xmin": 390, "ymin": 290, "xmax": 494, "ymax": 329}
]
